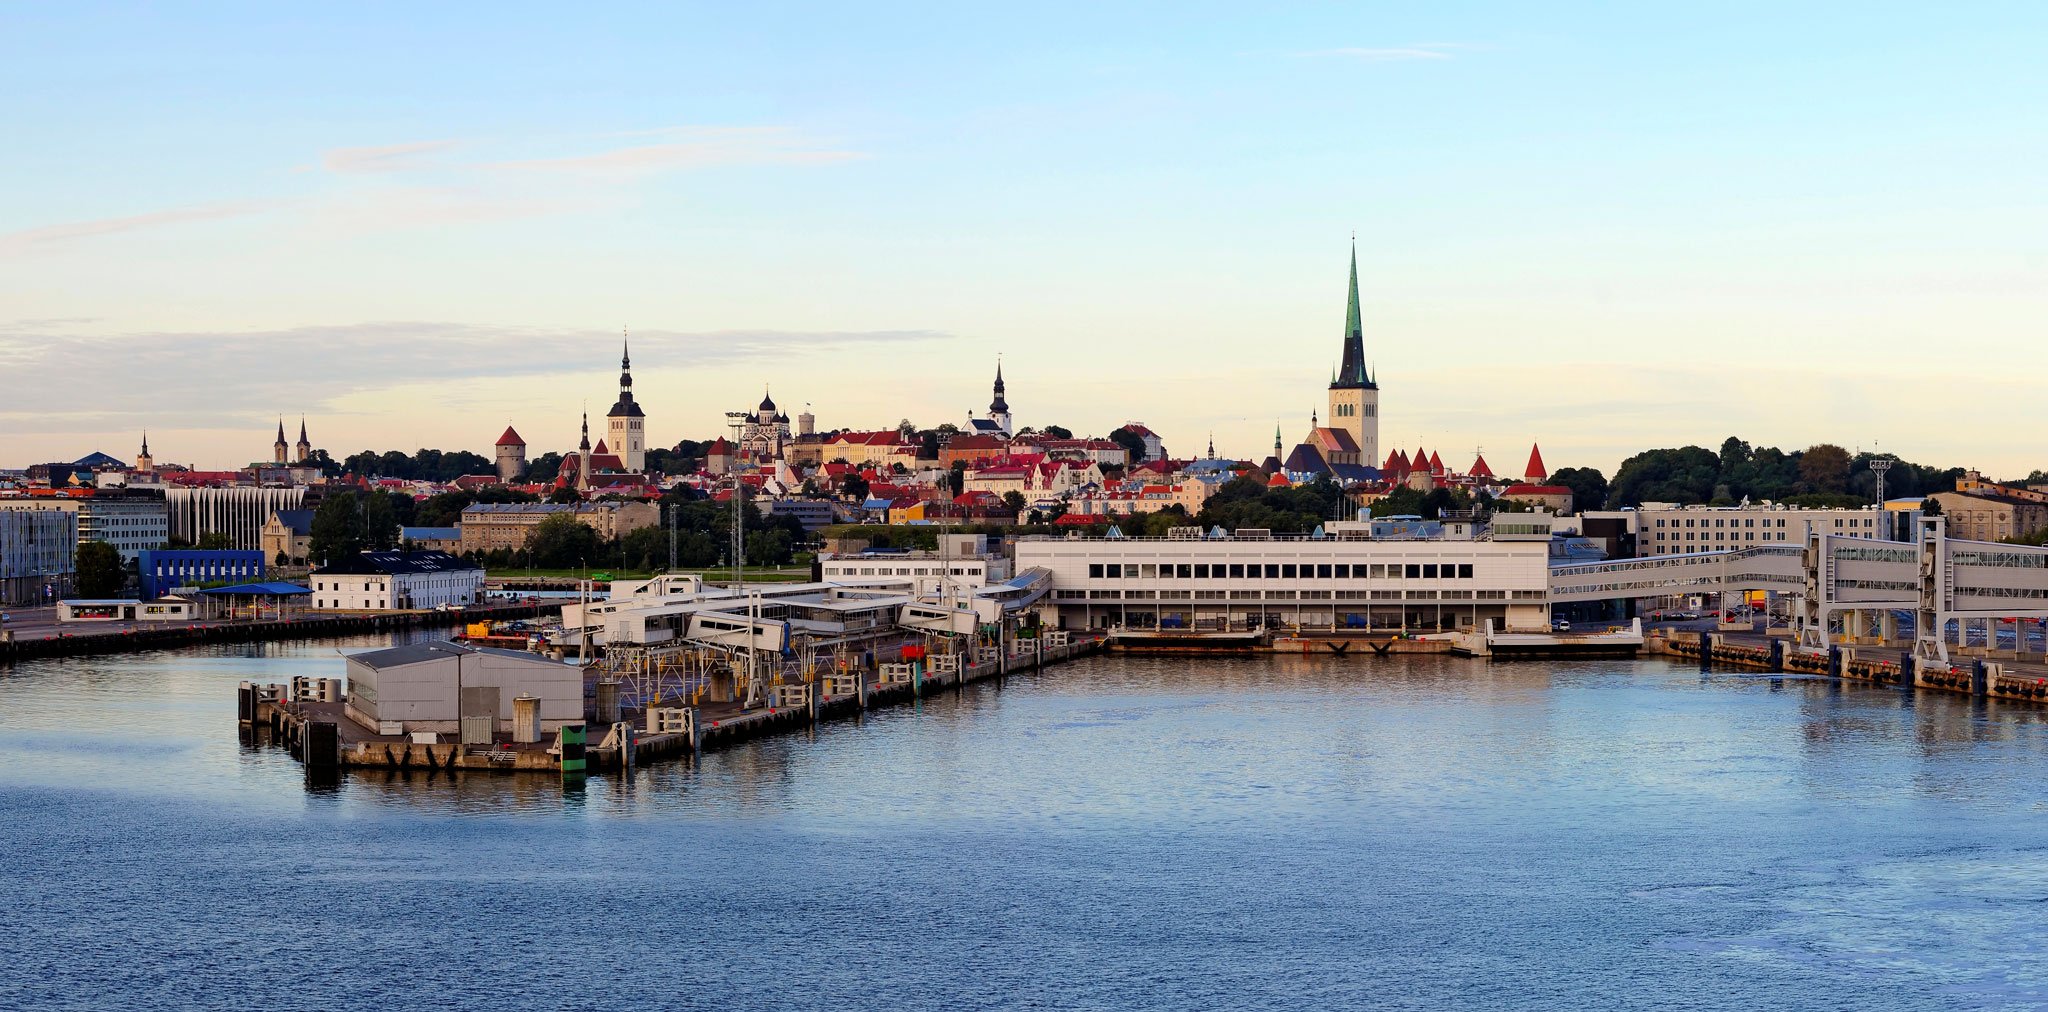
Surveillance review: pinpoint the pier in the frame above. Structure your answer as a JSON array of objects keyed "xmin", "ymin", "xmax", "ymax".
[
  {"xmin": 0, "ymin": 601, "xmax": 560, "ymax": 664},
  {"xmin": 245, "ymin": 631, "xmax": 1108, "ymax": 775}
]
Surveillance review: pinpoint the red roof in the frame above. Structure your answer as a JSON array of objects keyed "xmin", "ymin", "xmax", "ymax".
[
  {"xmin": 706, "ymin": 436, "xmax": 733, "ymax": 454},
  {"xmin": 1524, "ymin": 443, "xmax": 1547, "ymax": 480},
  {"xmin": 1055, "ymin": 513, "xmax": 1111, "ymax": 525},
  {"xmin": 1469, "ymin": 454, "xmax": 1494, "ymax": 478},
  {"xmin": 1503, "ymin": 484, "xmax": 1570, "ymax": 496},
  {"xmin": 593, "ymin": 439, "xmax": 609, "ymax": 455},
  {"xmin": 1428, "ymin": 451, "xmax": 1444, "ymax": 475},
  {"xmin": 495, "ymin": 426, "xmax": 525, "ymax": 447},
  {"xmin": 1267, "ymin": 472, "xmax": 1291, "ymax": 487}
]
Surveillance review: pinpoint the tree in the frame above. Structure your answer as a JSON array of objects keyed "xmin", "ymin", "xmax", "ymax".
[
  {"xmin": 1920, "ymin": 497, "xmax": 1942, "ymax": 515},
  {"xmin": 195, "ymin": 531, "xmax": 235, "ymax": 550},
  {"xmin": 897, "ymin": 418, "xmax": 917, "ymax": 439},
  {"xmin": 843, "ymin": 474, "xmax": 870, "ymax": 501},
  {"xmin": 527, "ymin": 513, "xmax": 600, "ymax": 569},
  {"xmin": 1799, "ymin": 444, "xmax": 1852, "ymax": 496},
  {"xmin": 364, "ymin": 491, "xmax": 402, "ymax": 550},
  {"xmin": 1003, "ymin": 491, "xmax": 1027, "ymax": 511},
  {"xmin": 525, "ymin": 451, "xmax": 565, "ymax": 483},
  {"xmin": 1041, "ymin": 425, "xmax": 1073, "ymax": 440},
  {"xmin": 1108, "ymin": 427, "xmax": 1146, "ymax": 461},
  {"xmin": 948, "ymin": 462, "xmax": 966, "ymax": 497},
  {"xmin": 76, "ymin": 541, "xmax": 125, "ymax": 598},
  {"xmin": 308, "ymin": 491, "xmax": 366, "ymax": 564},
  {"xmin": 1548, "ymin": 467, "xmax": 1609, "ymax": 512},
  {"xmin": 548, "ymin": 485, "xmax": 583, "ymax": 504}
]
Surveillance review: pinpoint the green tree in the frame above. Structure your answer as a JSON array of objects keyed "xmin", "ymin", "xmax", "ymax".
[
  {"xmin": 1548, "ymin": 467, "xmax": 1609, "ymax": 511},
  {"xmin": 1003, "ymin": 490, "xmax": 1027, "ymax": 511},
  {"xmin": 1108, "ymin": 427, "xmax": 1146, "ymax": 461},
  {"xmin": 527, "ymin": 513, "xmax": 600, "ymax": 569},
  {"xmin": 195, "ymin": 531, "xmax": 236, "ymax": 550},
  {"xmin": 525, "ymin": 451, "xmax": 565, "ymax": 483},
  {"xmin": 1920, "ymin": 497, "xmax": 1942, "ymax": 515},
  {"xmin": 1040, "ymin": 425, "xmax": 1073, "ymax": 440},
  {"xmin": 308, "ymin": 491, "xmax": 366, "ymax": 564},
  {"xmin": 75, "ymin": 541, "xmax": 126, "ymax": 598},
  {"xmin": 843, "ymin": 474, "xmax": 870, "ymax": 501},
  {"xmin": 947, "ymin": 462, "xmax": 966, "ymax": 497},
  {"xmin": 548, "ymin": 485, "xmax": 583, "ymax": 504},
  {"xmin": 364, "ymin": 491, "xmax": 401, "ymax": 550}
]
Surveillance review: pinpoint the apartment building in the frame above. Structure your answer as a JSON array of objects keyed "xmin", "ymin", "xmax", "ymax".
[{"xmin": 1633, "ymin": 503, "xmax": 1894, "ymax": 556}]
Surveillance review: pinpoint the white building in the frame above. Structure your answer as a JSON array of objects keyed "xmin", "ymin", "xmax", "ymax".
[
  {"xmin": 310, "ymin": 550, "xmax": 484, "ymax": 611},
  {"xmin": 1015, "ymin": 529, "xmax": 1551, "ymax": 633},
  {"xmin": 1632, "ymin": 502, "xmax": 1897, "ymax": 556},
  {"xmin": 343, "ymin": 639, "xmax": 582, "ymax": 736},
  {"xmin": 0, "ymin": 490, "xmax": 169, "ymax": 562},
  {"xmin": 818, "ymin": 533, "xmax": 1010, "ymax": 599}
]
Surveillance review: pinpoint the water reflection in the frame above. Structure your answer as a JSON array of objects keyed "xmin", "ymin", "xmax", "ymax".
[{"xmin": 6, "ymin": 636, "xmax": 2048, "ymax": 1009}]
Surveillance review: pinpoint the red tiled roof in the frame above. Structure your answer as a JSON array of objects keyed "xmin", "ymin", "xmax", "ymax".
[
  {"xmin": 1469, "ymin": 454, "xmax": 1494, "ymax": 478},
  {"xmin": 495, "ymin": 426, "xmax": 525, "ymax": 447},
  {"xmin": 1525, "ymin": 443, "xmax": 1547, "ymax": 480},
  {"xmin": 1503, "ymin": 484, "xmax": 1570, "ymax": 496}
]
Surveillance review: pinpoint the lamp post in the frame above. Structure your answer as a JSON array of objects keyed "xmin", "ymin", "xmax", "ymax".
[{"xmin": 1869, "ymin": 456, "xmax": 1893, "ymax": 508}]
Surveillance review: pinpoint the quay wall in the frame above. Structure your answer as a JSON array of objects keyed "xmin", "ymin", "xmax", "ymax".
[{"xmin": 2, "ymin": 603, "xmax": 559, "ymax": 664}]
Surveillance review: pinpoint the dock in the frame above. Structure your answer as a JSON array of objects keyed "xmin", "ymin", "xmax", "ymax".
[{"xmin": 246, "ymin": 633, "xmax": 1109, "ymax": 775}]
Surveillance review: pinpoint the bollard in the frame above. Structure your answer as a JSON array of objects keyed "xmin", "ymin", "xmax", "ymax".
[
  {"xmin": 304, "ymin": 721, "xmax": 339, "ymax": 777},
  {"xmin": 1899, "ymin": 650, "xmax": 1913, "ymax": 688},
  {"xmin": 1699, "ymin": 634, "xmax": 1712, "ymax": 673},
  {"xmin": 559, "ymin": 724, "xmax": 587, "ymax": 784},
  {"xmin": 1971, "ymin": 659, "xmax": 1988, "ymax": 696},
  {"xmin": 595, "ymin": 681, "xmax": 621, "ymax": 724},
  {"xmin": 1827, "ymin": 645, "xmax": 1842, "ymax": 678},
  {"xmin": 1768, "ymin": 639, "xmax": 1785, "ymax": 674}
]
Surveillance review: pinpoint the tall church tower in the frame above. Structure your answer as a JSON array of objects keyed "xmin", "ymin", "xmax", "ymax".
[
  {"xmin": 294, "ymin": 418, "xmax": 311, "ymax": 463},
  {"xmin": 136, "ymin": 432, "xmax": 153, "ymax": 472},
  {"xmin": 987, "ymin": 359, "xmax": 1012, "ymax": 437},
  {"xmin": 1326, "ymin": 241, "xmax": 1379, "ymax": 467},
  {"xmin": 272, "ymin": 419, "xmax": 289, "ymax": 464},
  {"xmin": 605, "ymin": 332, "xmax": 646, "ymax": 472}
]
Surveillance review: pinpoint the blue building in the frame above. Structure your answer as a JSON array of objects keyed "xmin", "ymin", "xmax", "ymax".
[{"xmin": 139, "ymin": 549, "xmax": 265, "ymax": 599}]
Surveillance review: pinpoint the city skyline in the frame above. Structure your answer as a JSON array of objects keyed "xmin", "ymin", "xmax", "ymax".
[{"xmin": 5, "ymin": 4, "xmax": 2043, "ymax": 475}]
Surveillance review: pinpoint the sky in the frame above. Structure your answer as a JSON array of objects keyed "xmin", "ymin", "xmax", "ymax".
[{"xmin": 3, "ymin": 2, "xmax": 2043, "ymax": 476}]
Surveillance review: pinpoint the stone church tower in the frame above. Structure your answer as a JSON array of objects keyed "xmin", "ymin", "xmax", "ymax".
[
  {"xmin": 1326, "ymin": 242, "xmax": 1379, "ymax": 467},
  {"xmin": 605, "ymin": 333, "xmax": 646, "ymax": 472}
]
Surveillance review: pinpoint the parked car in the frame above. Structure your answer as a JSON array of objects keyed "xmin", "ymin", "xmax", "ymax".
[{"xmin": 1551, "ymin": 617, "xmax": 1572, "ymax": 633}]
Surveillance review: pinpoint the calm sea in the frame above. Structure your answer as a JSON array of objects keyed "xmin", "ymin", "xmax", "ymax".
[{"xmin": 4, "ymin": 636, "xmax": 2047, "ymax": 1011}]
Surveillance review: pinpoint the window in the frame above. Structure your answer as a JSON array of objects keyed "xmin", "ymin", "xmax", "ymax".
[
  {"xmin": 1264, "ymin": 564, "xmax": 1279, "ymax": 579},
  {"xmin": 1423, "ymin": 564, "xmax": 1438, "ymax": 579},
  {"xmin": 1317, "ymin": 564, "xmax": 1332, "ymax": 578},
  {"xmin": 1405, "ymin": 565, "xmax": 1420, "ymax": 579},
  {"xmin": 1105, "ymin": 564, "xmax": 1121, "ymax": 578},
  {"xmin": 1229, "ymin": 564, "xmax": 1244, "ymax": 578},
  {"xmin": 1281, "ymin": 564, "xmax": 1296, "ymax": 579},
  {"xmin": 1177, "ymin": 564, "xmax": 1192, "ymax": 578},
  {"xmin": 1141, "ymin": 564, "xmax": 1156, "ymax": 578},
  {"xmin": 1194, "ymin": 564, "xmax": 1210, "ymax": 578},
  {"xmin": 1458, "ymin": 564, "xmax": 1473, "ymax": 578},
  {"xmin": 1334, "ymin": 564, "xmax": 1349, "ymax": 578}
]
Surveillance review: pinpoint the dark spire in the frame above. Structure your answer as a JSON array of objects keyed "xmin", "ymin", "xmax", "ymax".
[
  {"xmin": 579, "ymin": 412, "xmax": 591, "ymax": 452},
  {"xmin": 298, "ymin": 417, "xmax": 307, "ymax": 442},
  {"xmin": 1331, "ymin": 239, "xmax": 1375, "ymax": 390},
  {"xmin": 989, "ymin": 358, "xmax": 1008, "ymax": 414},
  {"xmin": 1207, "ymin": 431, "xmax": 1215, "ymax": 459},
  {"xmin": 141, "ymin": 431, "xmax": 149, "ymax": 456},
  {"xmin": 608, "ymin": 330, "xmax": 643, "ymax": 418}
]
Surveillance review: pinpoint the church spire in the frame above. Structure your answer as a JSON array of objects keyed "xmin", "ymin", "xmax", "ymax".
[
  {"xmin": 1207, "ymin": 431, "xmax": 1215, "ymax": 460},
  {"xmin": 1331, "ymin": 238, "xmax": 1374, "ymax": 390},
  {"xmin": 989, "ymin": 356, "xmax": 1008, "ymax": 414},
  {"xmin": 579, "ymin": 411, "xmax": 590, "ymax": 452},
  {"xmin": 141, "ymin": 431, "xmax": 149, "ymax": 456}
]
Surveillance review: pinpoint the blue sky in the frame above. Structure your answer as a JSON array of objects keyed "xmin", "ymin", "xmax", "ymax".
[{"xmin": 3, "ymin": 2, "xmax": 2043, "ymax": 475}]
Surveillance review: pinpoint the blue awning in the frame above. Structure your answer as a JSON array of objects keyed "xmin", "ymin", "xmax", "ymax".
[{"xmin": 199, "ymin": 582, "xmax": 312, "ymax": 596}]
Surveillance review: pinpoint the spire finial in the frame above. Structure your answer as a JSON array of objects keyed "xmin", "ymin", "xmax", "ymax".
[{"xmin": 622, "ymin": 326, "xmax": 630, "ymax": 368}]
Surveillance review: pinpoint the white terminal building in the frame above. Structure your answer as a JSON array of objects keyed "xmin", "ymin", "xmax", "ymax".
[
  {"xmin": 309, "ymin": 550, "xmax": 485, "ymax": 611},
  {"xmin": 1013, "ymin": 520, "xmax": 1553, "ymax": 634}
]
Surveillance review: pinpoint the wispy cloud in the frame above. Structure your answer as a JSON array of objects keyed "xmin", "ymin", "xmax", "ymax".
[
  {"xmin": 488, "ymin": 127, "xmax": 864, "ymax": 176},
  {"xmin": 0, "ymin": 322, "xmax": 943, "ymax": 429},
  {"xmin": 321, "ymin": 139, "xmax": 465, "ymax": 174},
  {"xmin": 1312, "ymin": 43, "xmax": 1485, "ymax": 62},
  {"xmin": 0, "ymin": 201, "xmax": 266, "ymax": 255}
]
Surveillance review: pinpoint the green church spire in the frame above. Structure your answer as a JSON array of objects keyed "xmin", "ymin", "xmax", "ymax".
[{"xmin": 1332, "ymin": 238, "xmax": 1375, "ymax": 390}]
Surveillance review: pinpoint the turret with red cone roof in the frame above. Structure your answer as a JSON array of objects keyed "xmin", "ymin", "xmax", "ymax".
[{"xmin": 1524, "ymin": 443, "xmax": 1547, "ymax": 483}]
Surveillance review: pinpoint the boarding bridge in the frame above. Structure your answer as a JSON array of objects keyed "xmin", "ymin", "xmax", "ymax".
[{"xmin": 1548, "ymin": 519, "xmax": 2048, "ymax": 663}]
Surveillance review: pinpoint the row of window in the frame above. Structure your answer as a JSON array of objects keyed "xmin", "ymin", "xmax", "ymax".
[
  {"xmin": 1653, "ymin": 515, "xmax": 1877, "ymax": 528},
  {"xmin": 1086, "ymin": 562, "xmax": 1477, "ymax": 581},
  {"xmin": 1056, "ymin": 588, "xmax": 1541, "ymax": 602},
  {"xmin": 827, "ymin": 565, "xmax": 985, "ymax": 577},
  {"xmin": 1655, "ymin": 531, "xmax": 1792, "ymax": 542}
]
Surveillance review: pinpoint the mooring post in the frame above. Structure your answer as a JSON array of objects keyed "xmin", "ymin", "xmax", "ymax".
[
  {"xmin": 1827, "ymin": 645, "xmax": 1842, "ymax": 678},
  {"xmin": 304, "ymin": 721, "xmax": 338, "ymax": 780},
  {"xmin": 1699, "ymin": 633, "xmax": 1712, "ymax": 673},
  {"xmin": 560, "ymin": 723, "xmax": 587, "ymax": 786},
  {"xmin": 1971, "ymin": 658, "xmax": 1988, "ymax": 696},
  {"xmin": 1768, "ymin": 639, "xmax": 1785, "ymax": 674}
]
